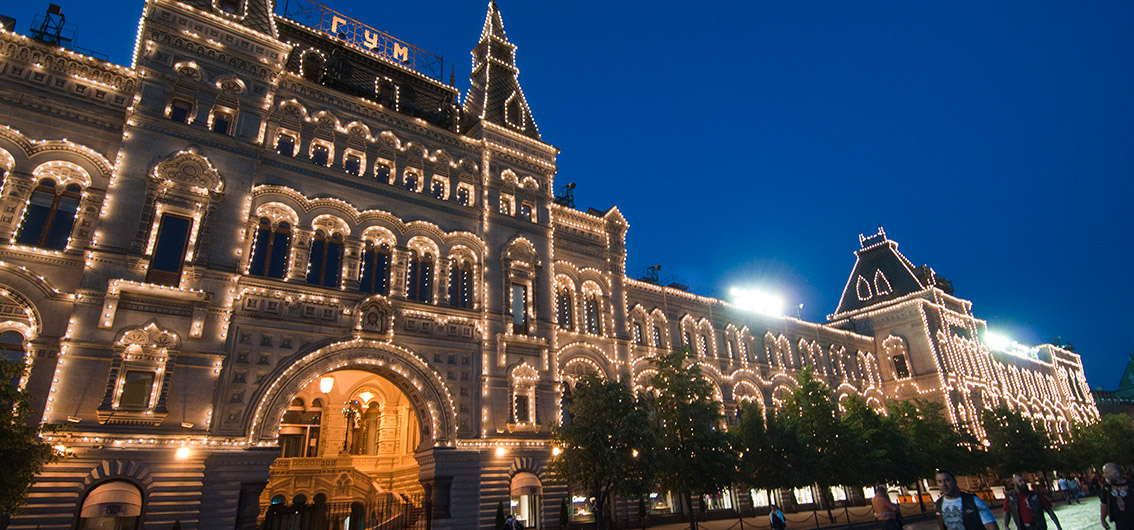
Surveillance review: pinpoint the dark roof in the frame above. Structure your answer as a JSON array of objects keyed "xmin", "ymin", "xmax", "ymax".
[
  {"xmin": 182, "ymin": 0, "xmax": 274, "ymax": 35},
  {"xmin": 463, "ymin": 1, "xmax": 541, "ymax": 140},
  {"xmin": 834, "ymin": 228, "xmax": 928, "ymax": 315}
]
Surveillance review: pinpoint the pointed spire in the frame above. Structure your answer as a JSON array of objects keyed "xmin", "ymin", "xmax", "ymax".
[{"xmin": 464, "ymin": 0, "xmax": 542, "ymax": 140}]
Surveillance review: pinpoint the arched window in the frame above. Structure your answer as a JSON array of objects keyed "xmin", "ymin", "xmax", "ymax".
[
  {"xmin": 633, "ymin": 322, "xmax": 643, "ymax": 345},
  {"xmin": 448, "ymin": 260, "xmax": 473, "ymax": 309},
  {"xmin": 301, "ymin": 53, "xmax": 324, "ymax": 82},
  {"xmin": 557, "ymin": 289, "xmax": 573, "ymax": 330},
  {"xmin": 584, "ymin": 294, "xmax": 600, "ymax": 335},
  {"xmin": 359, "ymin": 241, "xmax": 390, "ymax": 295},
  {"xmin": 249, "ymin": 218, "xmax": 291, "ymax": 279},
  {"xmin": 652, "ymin": 325, "xmax": 662, "ymax": 347},
  {"xmin": 406, "ymin": 251, "xmax": 433, "ymax": 303},
  {"xmin": 79, "ymin": 481, "xmax": 143, "ymax": 530},
  {"xmin": 16, "ymin": 180, "xmax": 81, "ymax": 250},
  {"xmin": 306, "ymin": 230, "xmax": 343, "ymax": 288},
  {"xmin": 698, "ymin": 334, "xmax": 709, "ymax": 356}
]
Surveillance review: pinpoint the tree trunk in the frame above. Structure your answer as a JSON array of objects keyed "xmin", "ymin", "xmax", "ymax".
[
  {"xmin": 685, "ymin": 492, "xmax": 698, "ymax": 530},
  {"xmin": 595, "ymin": 491, "xmax": 607, "ymax": 530},
  {"xmin": 915, "ymin": 480, "xmax": 927, "ymax": 514}
]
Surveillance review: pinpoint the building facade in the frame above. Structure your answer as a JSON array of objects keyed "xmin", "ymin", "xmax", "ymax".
[{"xmin": 0, "ymin": 0, "xmax": 1097, "ymax": 528}]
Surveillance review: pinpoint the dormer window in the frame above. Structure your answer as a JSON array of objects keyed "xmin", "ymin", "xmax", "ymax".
[{"xmin": 218, "ymin": 0, "xmax": 240, "ymax": 15}]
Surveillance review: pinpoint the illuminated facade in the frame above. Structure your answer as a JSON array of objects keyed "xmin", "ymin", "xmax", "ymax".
[{"xmin": 0, "ymin": 0, "xmax": 1096, "ymax": 528}]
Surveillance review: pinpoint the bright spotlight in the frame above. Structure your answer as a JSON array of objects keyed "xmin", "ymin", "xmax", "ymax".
[
  {"xmin": 551, "ymin": 447, "xmax": 561, "ymax": 457},
  {"xmin": 495, "ymin": 447, "xmax": 506, "ymax": 457},
  {"xmin": 730, "ymin": 287, "xmax": 784, "ymax": 317},
  {"xmin": 985, "ymin": 332, "xmax": 1011, "ymax": 352},
  {"xmin": 175, "ymin": 446, "xmax": 191, "ymax": 460},
  {"xmin": 320, "ymin": 376, "xmax": 334, "ymax": 393}
]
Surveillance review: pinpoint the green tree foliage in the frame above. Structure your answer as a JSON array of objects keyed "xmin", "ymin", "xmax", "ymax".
[
  {"xmin": 0, "ymin": 358, "xmax": 57, "ymax": 516},
  {"xmin": 550, "ymin": 374, "xmax": 657, "ymax": 530},
  {"xmin": 733, "ymin": 401, "xmax": 813, "ymax": 492},
  {"xmin": 889, "ymin": 398, "xmax": 980, "ymax": 479},
  {"xmin": 837, "ymin": 396, "xmax": 912, "ymax": 487},
  {"xmin": 650, "ymin": 347, "xmax": 735, "ymax": 530},
  {"xmin": 1060, "ymin": 414, "xmax": 1134, "ymax": 471},
  {"xmin": 980, "ymin": 405, "xmax": 1053, "ymax": 476}
]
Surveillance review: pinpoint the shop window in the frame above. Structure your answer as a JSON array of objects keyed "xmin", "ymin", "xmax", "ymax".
[
  {"xmin": 448, "ymin": 260, "xmax": 473, "ymax": 309},
  {"xmin": 169, "ymin": 98, "xmax": 193, "ymax": 123},
  {"xmin": 145, "ymin": 213, "xmax": 192, "ymax": 287},
  {"xmin": 15, "ymin": 180, "xmax": 81, "ymax": 250},
  {"xmin": 511, "ymin": 283, "xmax": 528, "ymax": 334},
  {"xmin": 406, "ymin": 251, "xmax": 434, "ymax": 303},
  {"xmin": 249, "ymin": 218, "xmax": 291, "ymax": 279},
  {"xmin": 306, "ymin": 230, "xmax": 343, "ymax": 288},
  {"xmin": 359, "ymin": 242, "xmax": 390, "ymax": 295},
  {"xmin": 557, "ymin": 289, "xmax": 573, "ymax": 330},
  {"xmin": 118, "ymin": 370, "xmax": 156, "ymax": 409},
  {"xmin": 275, "ymin": 134, "xmax": 295, "ymax": 156}
]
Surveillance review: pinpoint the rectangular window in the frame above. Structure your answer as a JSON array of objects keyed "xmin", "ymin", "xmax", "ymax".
[
  {"xmin": 311, "ymin": 144, "xmax": 329, "ymax": 166},
  {"xmin": 119, "ymin": 370, "xmax": 155, "ymax": 409},
  {"xmin": 376, "ymin": 164, "xmax": 392, "ymax": 182},
  {"xmin": 456, "ymin": 186, "xmax": 470, "ymax": 206},
  {"xmin": 344, "ymin": 155, "xmax": 361, "ymax": 175},
  {"xmin": 511, "ymin": 283, "xmax": 527, "ymax": 334},
  {"xmin": 146, "ymin": 213, "xmax": 192, "ymax": 287},
  {"xmin": 514, "ymin": 394, "xmax": 530, "ymax": 424},
  {"xmin": 170, "ymin": 99, "xmax": 193, "ymax": 123},
  {"xmin": 276, "ymin": 135, "xmax": 295, "ymax": 156},
  {"xmin": 211, "ymin": 111, "xmax": 233, "ymax": 134},
  {"xmin": 653, "ymin": 326, "xmax": 662, "ymax": 347},
  {"xmin": 520, "ymin": 202, "xmax": 533, "ymax": 222},
  {"xmin": 633, "ymin": 323, "xmax": 643, "ymax": 345}
]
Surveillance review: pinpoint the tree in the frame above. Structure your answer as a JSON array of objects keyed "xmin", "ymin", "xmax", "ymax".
[
  {"xmin": 779, "ymin": 369, "xmax": 844, "ymax": 521},
  {"xmin": 1060, "ymin": 414, "xmax": 1134, "ymax": 471},
  {"xmin": 733, "ymin": 401, "xmax": 814, "ymax": 493},
  {"xmin": 0, "ymin": 356, "xmax": 57, "ymax": 516},
  {"xmin": 889, "ymin": 398, "xmax": 979, "ymax": 512},
  {"xmin": 650, "ymin": 347, "xmax": 735, "ymax": 530},
  {"xmin": 837, "ymin": 396, "xmax": 912, "ymax": 488},
  {"xmin": 981, "ymin": 405, "xmax": 1053, "ymax": 477},
  {"xmin": 550, "ymin": 375, "xmax": 656, "ymax": 530}
]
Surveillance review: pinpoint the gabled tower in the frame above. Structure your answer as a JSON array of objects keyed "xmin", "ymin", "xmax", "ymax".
[
  {"xmin": 833, "ymin": 227, "xmax": 931, "ymax": 315},
  {"xmin": 464, "ymin": 1, "xmax": 541, "ymax": 140}
]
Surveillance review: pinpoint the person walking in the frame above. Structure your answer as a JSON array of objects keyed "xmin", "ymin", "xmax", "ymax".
[
  {"xmin": 873, "ymin": 485, "xmax": 902, "ymax": 530},
  {"xmin": 935, "ymin": 469, "xmax": 998, "ymax": 530},
  {"xmin": 1003, "ymin": 474, "xmax": 1062, "ymax": 530},
  {"xmin": 1101, "ymin": 463, "xmax": 1134, "ymax": 530},
  {"xmin": 769, "ymin": 505, "xmax": 787, "ymax": 530}
]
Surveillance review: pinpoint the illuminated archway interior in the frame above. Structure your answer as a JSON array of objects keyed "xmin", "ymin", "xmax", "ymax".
[{"xmin": 260, "ymin": 369, "xmax": 422, "ymax": 513}]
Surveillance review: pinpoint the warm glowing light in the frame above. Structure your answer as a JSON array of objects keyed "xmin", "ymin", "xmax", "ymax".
[
  {"xmin": 551, "ymin": 447, "xmax": 561, "ymax": 457},
  {"xmin": 358, "ymin": 391, "xmax": 374, "ymax": 403},
  {"xmin": 175, "ymin": 446, "xmax": 191, "ymax": 460},
  {"xmin": 985, "ymin": 331, "xmax": 1011, "ymax": 352},
  {"xmin": 631, "ymin": 449, "xmax": 639, "ymax": 458},
  {"xmin": 730, "ymin": 287, "xmax": 784, "ymax": 317},
  {"xmin": 320, "ymin": 376, "xmax": 334, "ymax": 393},
  {"xmin": 495, "ymin": 447, "xmax": 506, "ymax": 457}
]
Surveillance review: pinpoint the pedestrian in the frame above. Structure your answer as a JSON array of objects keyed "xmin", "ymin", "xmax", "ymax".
[
  {"xmin": 770, "ymin": 504, "xmax": 787, "ymax": 530},
  {"xmin": 504, "ymin": 513, "xmax": 523, "ymax": 530},
  {"xmin": 934, "ymin": 469, "xmax": 998, "ymax": 530},
  {"xmin": 1003, "ymin": 474, "xmax": 1063, "ymax": 530},
  {"xmin": 1068, "ymin": 476, "xmax": 1082, "ymax": 503},
  {"xmin": 873, "ymin": 485, "xmax": 902, "ymax": 530},
  {"xmin": 1101, "ymin": 463, "xmax": 1134, "ymax": 530},
  {"xmin": 1057, "ymin": 477, "xmax": 1071, "ymax": 504}
]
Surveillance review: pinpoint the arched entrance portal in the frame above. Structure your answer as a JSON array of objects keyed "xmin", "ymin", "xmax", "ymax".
[{"xmin": 261, "ymin": 369, "xmax": 422, "ymax": 505}]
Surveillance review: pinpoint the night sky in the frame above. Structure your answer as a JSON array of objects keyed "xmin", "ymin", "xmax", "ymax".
[{"xmin": 4, "ymin": 1, "xmax": 1132, "ymax": 389}]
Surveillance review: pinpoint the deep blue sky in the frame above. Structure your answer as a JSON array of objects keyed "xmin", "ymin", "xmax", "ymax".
[{"xmin": 5, "ymin": 1, "xmax": 1132, "ymax": 388}]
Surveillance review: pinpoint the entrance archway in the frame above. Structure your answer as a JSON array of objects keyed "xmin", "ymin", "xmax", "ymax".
[
  {"xmin": 78, "ymin": 481, "xmax": 143, "ymax": 530},
  {"xmin": 250, "ymin": 341, "xmax": 456, "ymax": 529},
  {"xmin": 510, "ymin": 472, "xmax": 543, "ymax": 529}
]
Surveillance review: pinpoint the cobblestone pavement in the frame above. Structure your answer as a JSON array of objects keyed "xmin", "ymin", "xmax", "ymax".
[
  {"xmin": 645, "ymin": 499, "xmax": 1104, "ymax": 530},
  {"xmin": 901, "ymin": 500, "xmax": 1102, "ymax": 530}
]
